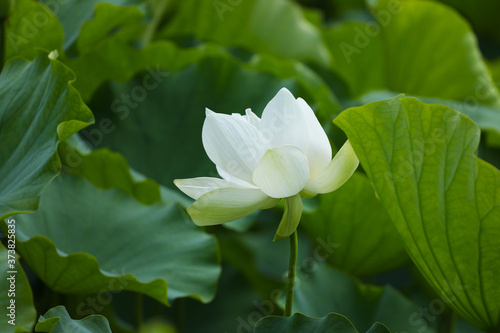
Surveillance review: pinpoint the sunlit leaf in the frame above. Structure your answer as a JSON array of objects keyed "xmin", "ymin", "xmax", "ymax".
[{"xmin": 335, "ymin": 95, "xmax": 500, "ymax": 332}]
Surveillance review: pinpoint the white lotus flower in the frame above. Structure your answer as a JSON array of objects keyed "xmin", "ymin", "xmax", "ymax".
[{"xmin": 174, "ymin": 88, "xmax": 359, "ymax": 240}]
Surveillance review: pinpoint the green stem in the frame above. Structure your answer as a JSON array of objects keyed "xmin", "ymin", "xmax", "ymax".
[
  {"xmin": 136, "ymin": 293, "xmax": 143, "ymax": 328},
  {"xmin": 284, "ymin": 230, "xmax": 298, "ymax": 317},
  {"xmin": 438, "ymin": 309, "xmax": 457, "ymax": 333},
  {"xmin": 174, "ymin": 298, "xmax": 186, "ymax": 333}
]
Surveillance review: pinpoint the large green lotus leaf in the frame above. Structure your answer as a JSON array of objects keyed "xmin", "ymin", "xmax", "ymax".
[
  {"xmin": 0, "ymin": 53, "xmax": 94, "ymax": 220},
  {"xmin": 57, "ymin": 2, "xmax": 198, "ymax": 101},
  {"xmin": 60, "ymin": 4, "xmax": 237, "ymax": 102},
  {"xmin": 158, "ymin": 0, "xmax": 331, "ymax": 67},
  {"xmin": 289, "ymin": 265, "xmax": 436, "ymax": 333},
  {"xmin": 326, "ymin": 21, "xmax": 385, "ymax": 99},
  {"xmin": 62, "ymin": 2, "xmax": 340, "ymax": 111},
  {"xmin": 435, "ymin": 0, "xmax": 500, "ymax": 50},
  {"xmin": 35, "ymin": 306, "xmax": 111, "ymax": 333},
  {"xmin": 327, "ymin": 1, "xmax": 500, "ymax": 140},
  {"xmin": 66, "ymin": 40, "xmax": 207, "ymax": 102},
  {"xmin": 301, "ymin": 172, "xmax": 408, "ymax": 277},
  {"xmin": 88, "ymin": 55, "xmax": 323, "ymax": 187},
  {"xmin": 330, "ymin": 0, "xmax": 499, "ymax": 104},
  {"xmin": 334, "ymin": 96, "xmax": 500, "ymax": 332},
  {"xmin": 58, "ymin": 137, "xmax": 161, "ymax": 205},
  {"xmin": 39, "ymin": 0, "xmax": 145, "ymax": 51},
  {"xmin": 5, "ymin": 0, "xmax": 63, "ymax": 61},
  {"xmin": 58, "ymin": 1, "xmax": 339, "ymax": 109},
  {"xmin": 255, "ymin": 313, "xmax": 390, "ymax": 333},
  {"xmin": 60, "ymin": 3, "xmax": 232, "ymax": 101},
  {"xmin": 61, "ymin": 3, "xmax": 173, "ymax": 101},
  {"xmin": 11, "ymin": 173, "xmax": 220, "ymax": 305},
  {"xmin": 0, "ymin": 243, "xmax": 36, "ymax": 333}
]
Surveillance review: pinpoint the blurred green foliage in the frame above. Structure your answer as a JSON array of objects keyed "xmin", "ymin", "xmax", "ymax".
[{"xmin": 1, "ymin": 0, "xmax": 499, "ymax": 332}]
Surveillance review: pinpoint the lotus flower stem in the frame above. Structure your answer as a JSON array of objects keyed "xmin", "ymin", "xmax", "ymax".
[
  {"xmin": 136, "ymin": 293, "xmax": 143, "ymax": 328},
  {"xmin": 285, "ymin": 230, "xmax": 298, "ymax": 317}
]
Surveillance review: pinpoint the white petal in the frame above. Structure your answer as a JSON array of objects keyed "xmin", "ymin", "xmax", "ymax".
[
  {"xmin": 296, "ymin": 97, "xmax": 332, "ymax": 176},
  {"xmin": 217, "ymin": 166, "xmax": 258, "ymax": 189},
  {"xmin": 259, "ymin": 88, "xmax": 331, "ymax": 176},
  {"xmin": 202, "ymin": 109, "xmax": 270, "ymax": 183},
  {"xmin": 252, "ymin": 145, "xmax": 310, "ymax": 198},
  {"xmin": 274, "ymin": 194, "xmax": 303, "ymax": 241},
  {"xmin": 304, "ymin": 140, "xmax": 359, "ymax": 194},
  {"xmin": 231, "ymin": 112, "xmax": 244, "ymax": 119},
  {"xmin": 187, "ymin": 187, "xmax": 273, "ymax": 226},
  {"xmin": 259, "ymin": 88, "xmax": 302, "ymax": 147},
  {"xmin": 245, "ymin": 108, "xmax": 261, "ymax": 127},
  {"xmin": 174, "ymin": 177, "xmax": 239, "ymax": 200}
]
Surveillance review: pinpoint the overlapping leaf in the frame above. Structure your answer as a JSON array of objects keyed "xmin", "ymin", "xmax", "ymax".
[
  {"xmin": 39, "ymin": 0, "xmax": 145, "ymax": 51},
  {"xmin": 159, "ymin": 0, "xmax": 331, "ymax": 67},
  {"xmin": 0, "ymin": 52, "xmax": 93, "ymax": 220},
  {"xmin": 35, "ymin": 306, "xmax": 111, "ymax": 333},
  {"xmin": 58, "ymin": 137, "xmax": 161, "ymax": 205},
  {"xmin": 288, "ymin": 265, "xmax": 436, "ymax": 333},
  {"xmin": 5, "ymin": 0, "xmax": 63, "ymax": 61},
  {"xmin": 326, "ymin": 1, "xmax": 500, "ymax": 142},
  {"xmin": 13, "ymin": 173, "xmax": 220, "ymax": 305},
  {"xmin": 335, "ymin": 96, "xmax": 500, "ymax": 332}
]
